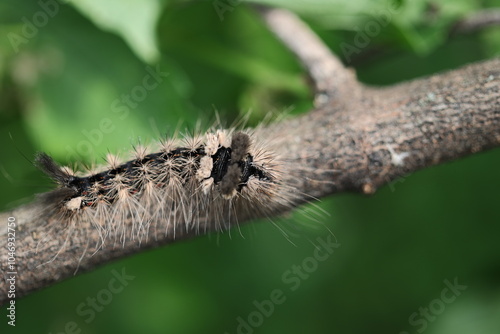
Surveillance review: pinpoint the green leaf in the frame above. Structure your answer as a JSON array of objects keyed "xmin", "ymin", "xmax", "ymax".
[
  {"xmin": 69, "ymin": 0, "xmax": 163, "ymax": 63},
  {"xmin": 249, "ymin": 0, "xmax": 479, "ymax": 54},
  {"xmin": 14, "ymin": 5, "xmax": 197, "ymax": 163}
]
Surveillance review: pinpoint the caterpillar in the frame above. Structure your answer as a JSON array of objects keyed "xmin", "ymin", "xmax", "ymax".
[{"xmin": 35, "ymin": 128, "xmax": 300, "ymax": 248}]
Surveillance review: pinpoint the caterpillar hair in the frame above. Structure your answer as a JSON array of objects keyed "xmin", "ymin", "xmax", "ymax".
[{"xmin": 34, "ymin": 128, "xmax": 302, "ymax": 249}]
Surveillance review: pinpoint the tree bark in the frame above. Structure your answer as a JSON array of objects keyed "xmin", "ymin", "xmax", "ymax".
[{"xmin": 1, "ymin": 7, "xmax": 499, "ymax": 306}]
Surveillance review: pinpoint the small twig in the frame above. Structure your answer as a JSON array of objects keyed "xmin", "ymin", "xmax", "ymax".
[
  {"xmin": 255, "ymin": 6, "xmax": 359, "ymax": 107},
  {"xmin": 451, "ymin": 9, "xmax": 500, "ymax": 34}
]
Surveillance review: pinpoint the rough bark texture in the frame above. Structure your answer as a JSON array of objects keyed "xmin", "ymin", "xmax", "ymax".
[{"xmin": 0, "ymin": 7, "xmax": 499, "ymax": 306}]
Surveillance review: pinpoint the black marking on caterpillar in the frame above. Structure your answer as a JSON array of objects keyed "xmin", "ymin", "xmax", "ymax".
[
  {"xmin": 35, "ymin": 129, "xmax": 298, "ymax": 247},
  {"xmin": 37, "ymin": 132, "xmax": 267, "ymax": 207}
]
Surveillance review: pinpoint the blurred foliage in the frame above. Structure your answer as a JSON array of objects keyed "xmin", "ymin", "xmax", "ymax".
[{"xmin": 1, "ymin": 0, "xmax": 500, "ymax": 333}]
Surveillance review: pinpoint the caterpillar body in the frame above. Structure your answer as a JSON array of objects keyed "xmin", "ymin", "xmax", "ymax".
[{"xmin": 35, "ymin": 128, "xmax": 298, "ymax": 246}]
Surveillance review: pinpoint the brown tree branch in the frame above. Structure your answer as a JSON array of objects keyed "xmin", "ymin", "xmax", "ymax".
[
  {"xmin": 452, "ymin": 9, "xmax": 500, "ymax": 34},
  {"xmin": 1, "ymin": 8, "xmax": 500, "ymax": 306},
  {"xmin": 255, "ymin": 6, "xmax": 358, "ymax": 107}
]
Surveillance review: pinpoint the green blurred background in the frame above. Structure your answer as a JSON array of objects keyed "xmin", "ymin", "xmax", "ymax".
[{"xmin": 1, "ymin": 0, "xmax": 500, "ymax": 333}]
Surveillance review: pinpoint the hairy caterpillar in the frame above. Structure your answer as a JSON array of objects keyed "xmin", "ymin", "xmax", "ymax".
[{"xmin": 35, "ymin": 128, "xmax": 301, "ymax": 248}]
